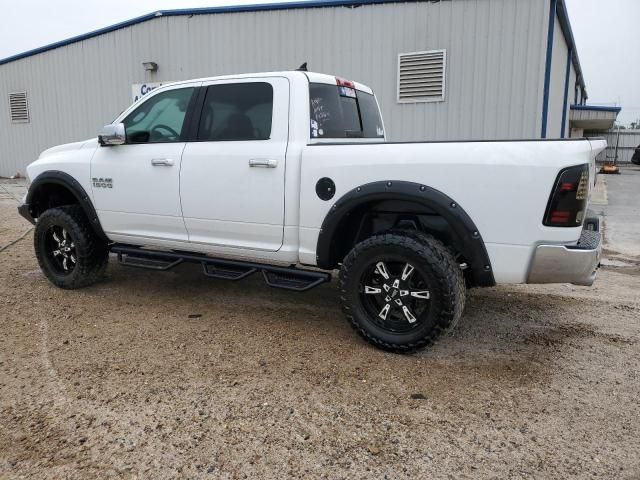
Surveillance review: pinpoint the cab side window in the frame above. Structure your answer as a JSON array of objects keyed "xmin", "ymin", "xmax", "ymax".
[
  {"xmin": 123, "ymin": 87, "xmax": 195, "ymax": 144},
  {"xmin": 197, "ymin": 83, "xmax": 273, "ymax": 141}
]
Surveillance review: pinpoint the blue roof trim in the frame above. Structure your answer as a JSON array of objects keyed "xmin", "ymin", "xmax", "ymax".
[
  {"xmin": 570, "ymin": 105, "xmax": 621, "ymax": 113},
  {"xmin": 0, "ymin": 0, "xmax": 412, "ymax": 66},
  {"xmin": 0, "ymin": 11, "xmax": 158, "ymax": 66}
]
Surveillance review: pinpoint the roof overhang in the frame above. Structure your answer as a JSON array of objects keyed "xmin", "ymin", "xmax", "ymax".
[{"xmin": 569, "ymin": 105, "xmax": 621, "ymax": 131}]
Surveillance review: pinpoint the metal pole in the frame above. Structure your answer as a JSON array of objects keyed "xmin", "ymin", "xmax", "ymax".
[{"xmin": 614, "ymin": 125, "xmax": 620, "ymax": 166}]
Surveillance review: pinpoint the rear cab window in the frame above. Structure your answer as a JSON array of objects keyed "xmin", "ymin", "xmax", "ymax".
[{"xmin": 309, "ymin": 79, "xmax": 384, "ymax": 141}]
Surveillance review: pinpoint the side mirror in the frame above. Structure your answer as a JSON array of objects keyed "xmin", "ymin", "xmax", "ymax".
[{"xmin": 98, "ymin": 123, "xmax": 126, "ymax": 146}]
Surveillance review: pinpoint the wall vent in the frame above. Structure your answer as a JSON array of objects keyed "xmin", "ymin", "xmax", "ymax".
[
  {"xmin": 397, "ymin": 50, "xmax": 446, "ymax": 103},
  {"xmin": 9, "ymin": 92, "xmax": 29, "ymax": 123}
]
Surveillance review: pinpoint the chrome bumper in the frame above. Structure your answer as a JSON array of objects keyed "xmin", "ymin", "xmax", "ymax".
[{"xmin": 527, "ymin": 217, "xmax": 602, "ymax": 286}]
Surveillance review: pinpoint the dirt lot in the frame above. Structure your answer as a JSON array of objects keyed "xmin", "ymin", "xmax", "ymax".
[{"xmin": 1, "ymin": 180, "xmax": 639, "ymax": 479}]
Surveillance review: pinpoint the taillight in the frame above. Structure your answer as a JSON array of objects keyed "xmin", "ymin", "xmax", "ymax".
[
  {"xmin": 336, "ymin": 77, "xmax": 357, "ymax": 99},
  {"xmin": 543, "ymin": 164, "xmax": 589, "ymax": 227}
]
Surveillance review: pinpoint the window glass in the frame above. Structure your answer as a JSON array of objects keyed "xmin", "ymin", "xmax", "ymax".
[
  {"xmin": 123, "ymin": 87, "xmax": 194, "ymax": 143},
  {"xmin": 197, "ymin": 83, "xmax": 273, "ymax": 141},
  {"xmin": 357, "ymin": 91, "xmax": 385, "ymax": 138},
  {"xmin": 309, "ymin": 83, "xmax": 384, "ymax": 139}
]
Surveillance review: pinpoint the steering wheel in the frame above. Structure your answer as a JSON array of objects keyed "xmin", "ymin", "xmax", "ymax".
[{"xmin": 150, "ymin": 124, "xmax": 180, "ymax": 141}]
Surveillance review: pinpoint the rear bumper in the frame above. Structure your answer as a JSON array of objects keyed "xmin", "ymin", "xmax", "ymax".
[
  {"xmin": 527, "ymin": 216, "xmax": 602, "ymax": 286},
  {"xmin": 18, "ymin": 202, "xmax": 35, "ymax": 225}
]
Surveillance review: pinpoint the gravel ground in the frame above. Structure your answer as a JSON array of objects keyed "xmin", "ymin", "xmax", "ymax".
[{"xmin": 1, "ymin": 182, "xmax": 639, "ymax": 479}]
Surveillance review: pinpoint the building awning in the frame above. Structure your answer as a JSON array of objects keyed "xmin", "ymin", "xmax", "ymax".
[{"xmin": 570, "ymin": 105, "xmax": 621, "ymax": 131}]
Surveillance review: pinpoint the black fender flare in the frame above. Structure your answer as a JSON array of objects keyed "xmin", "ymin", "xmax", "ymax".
[
  {"xmin": 26, "ymin": 170, "xmax": 109, "ymax": 242},
  {"xmin": 316, "ymin": 180, "xmax": 495, "ymax": 287}
]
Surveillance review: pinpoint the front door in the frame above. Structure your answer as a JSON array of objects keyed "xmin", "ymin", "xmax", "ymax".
[
  {"xmin": 180, "ymin": 77, "xmax": 289, "ymax": 251},
  {"xmin": 91, "ymin": 84, "xmax": 198, "ymax": 242}
]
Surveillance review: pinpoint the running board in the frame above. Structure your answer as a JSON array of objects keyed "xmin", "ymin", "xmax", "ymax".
[{"xmin": 111, "ymin": 244, "xmax": 330, "ymax": 292}]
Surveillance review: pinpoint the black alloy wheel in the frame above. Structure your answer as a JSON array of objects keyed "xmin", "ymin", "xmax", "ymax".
[
  {"xmin": 339, "ymin": 232, "xmax": 466, "ymax": 353},
  {"xmin": 44, "ymin": 225, "xmax": 77, "ymax": 275},
  {"xmin": 359, "ymin": 258, "xmax": 432, "ymax": 333},
  {"xmin": 34, "ymin": 206, "xmax": 109, "ymax": 289}
]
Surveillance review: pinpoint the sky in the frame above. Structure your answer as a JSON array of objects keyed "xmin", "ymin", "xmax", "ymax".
[
  {"xmin": 0, "ymin": 0, "xmax": 638, "ymax": 125},
  {"xmin": 565, "ymin": 0, "xmax": 640, "ymax": 125}
]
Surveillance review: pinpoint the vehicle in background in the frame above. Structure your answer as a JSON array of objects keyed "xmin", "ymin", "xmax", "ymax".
[{"xmin": 631, "ymin": 144, "xmax": 640, "ymax": 165}]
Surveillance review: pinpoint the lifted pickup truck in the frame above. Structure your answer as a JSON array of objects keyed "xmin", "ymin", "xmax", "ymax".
[{"xmin": 19, "ymin": 71, "xmax": 605, "ymax": 352}]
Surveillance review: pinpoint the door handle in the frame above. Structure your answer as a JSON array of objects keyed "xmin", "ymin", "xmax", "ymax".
[
  {"xmin": 151, "ymin": 158, "xmax": 174, "ymax": 166},
  {"xmin": 249, "ymin": 158, "xmax": 277, "ymax": 168}
]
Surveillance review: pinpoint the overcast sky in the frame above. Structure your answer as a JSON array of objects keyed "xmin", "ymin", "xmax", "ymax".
[{"xmin": 1, "ymin": 0, "xmax": 638, "ymax": 125}]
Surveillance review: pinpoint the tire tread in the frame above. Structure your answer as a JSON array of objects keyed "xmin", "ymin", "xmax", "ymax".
[
  {"xmin": 339, "ymin": 231, "xmax": 465, "ymax": 353},
  {"xmin": 34, "ymin": 205, "xmax": 108, "ymax": 289}
]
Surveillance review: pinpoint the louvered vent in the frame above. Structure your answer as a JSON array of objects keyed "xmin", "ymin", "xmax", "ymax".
[
  {"xmin": 397, "ymin": 50, "xmax": 446, "ymax": 103},
  {"xmin": 9, "ymin": 92, "xmax": 29, "ymax": 123}
]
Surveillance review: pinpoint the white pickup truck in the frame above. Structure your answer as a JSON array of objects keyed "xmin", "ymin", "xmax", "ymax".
[{"xmin": 19, "ymin": 70, "xmax": 605, "ymax": 352}]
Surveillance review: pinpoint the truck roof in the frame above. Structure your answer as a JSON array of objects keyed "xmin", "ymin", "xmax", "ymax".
[{"xmin": 164, "ymin": 70, "xmax": 374, "ymax": 95}]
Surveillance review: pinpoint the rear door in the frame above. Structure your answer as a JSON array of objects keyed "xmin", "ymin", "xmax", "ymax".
[{"xmin": 180, "ymin": 77, "xmax": 289, "ymax": 251}]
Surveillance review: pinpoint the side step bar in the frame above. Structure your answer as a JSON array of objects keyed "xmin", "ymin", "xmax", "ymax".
[{"xmin": 111, "ymin": 244, "xmax": 330, "ymax": 292}]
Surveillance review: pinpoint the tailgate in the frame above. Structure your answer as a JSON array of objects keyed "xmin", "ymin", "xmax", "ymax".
[{"xmin": 587, "ymin": 138, "xmax": 607, "ymax": 188}]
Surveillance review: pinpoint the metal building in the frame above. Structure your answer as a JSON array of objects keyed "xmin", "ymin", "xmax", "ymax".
[{"xmin": 0, "ymin": 0, "xmax": 618, "ymax": 176}]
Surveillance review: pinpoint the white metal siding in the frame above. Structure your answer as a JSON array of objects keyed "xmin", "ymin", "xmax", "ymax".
[
  {"xmin": 0, "ymin": 0, "xmax": 549, "ymax": 176},
  {"xmin": 546, "ymin": 14, "xmax": 568, "ymax": 139},
  {"xmin": 570, "ymin": 108, "xmax": 619, "ymax": 124},
  {"xmin": 567, "ymin": 64, "xmax": 576, "ymax": 136}
]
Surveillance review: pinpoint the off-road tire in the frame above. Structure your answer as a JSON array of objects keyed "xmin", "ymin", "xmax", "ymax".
[
  {"xmin": 388, "ymin": 228, "xmax": 467, "ymax": 318},
  {"xmin": 34, "ymin": 206, "xmax": 109, "ymax": 289},
  {"xmin": 339, "ymin": 232, "xmax": 465, "ymax": 353}
]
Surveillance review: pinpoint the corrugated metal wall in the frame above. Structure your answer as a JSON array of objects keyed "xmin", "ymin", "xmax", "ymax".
[
  {"xmin": 546, "ymin": 16, "xmax": 568, "ymax": 139},
  {"xmin": 588, "ymin": 130, "xmax": 640, "ymax": 164},
  {"xmin": 0, "ymin": 0, "xmax": 550, "ymax": 176}
]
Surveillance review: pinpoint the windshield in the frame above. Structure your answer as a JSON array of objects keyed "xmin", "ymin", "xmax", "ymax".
[{"xmin": 309, "ymin": 83, "xmax": 384, "ymax": 139}]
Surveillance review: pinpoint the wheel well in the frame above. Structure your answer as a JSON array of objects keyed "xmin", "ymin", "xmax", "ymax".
[
  {"xmin": 26, "ymin": 171, "xmax": 109, "ymax": 243},
  {"xmin": 29, "ymin": 183, "xmax": 80, "ymax": 219},
  {"xmin": 316, "ymin": 181, "xmax": 494, "ymax": 287},
  {"xmin": 325, "ymin": 199, "xmax": 464, "ymax": 267}
]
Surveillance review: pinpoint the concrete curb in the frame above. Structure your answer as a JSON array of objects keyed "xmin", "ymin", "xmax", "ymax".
[{"xmin": 590, "ymin": 174, "xmax": 608, "ymax": 206}]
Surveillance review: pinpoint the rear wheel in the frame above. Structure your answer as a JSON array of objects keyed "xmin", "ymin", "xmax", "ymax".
[
  {"xmin": 339, "ymin": 232, "xmax": 465, "ymax": 353},
  {"xmin": 34, "ymin": 206, "xmax": 109, "ymax": 289}
]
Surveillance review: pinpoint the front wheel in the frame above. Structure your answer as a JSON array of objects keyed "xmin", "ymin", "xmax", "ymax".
[
  {"xmin": 34, "ymin": 206, "xmax": 109, "ymax": 289},
  {"xmin": 339, "ymin": 232, "xmax": 465, "ymax": 353}
]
